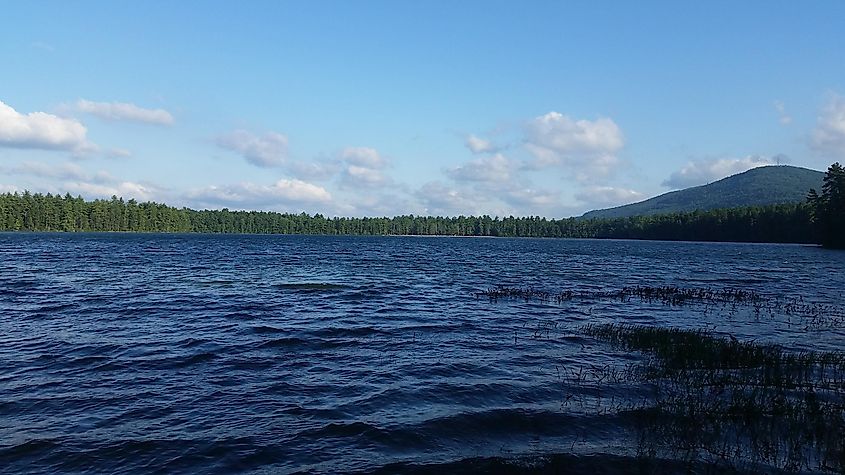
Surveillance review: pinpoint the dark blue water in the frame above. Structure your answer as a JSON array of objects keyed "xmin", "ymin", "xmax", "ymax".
[{"xmin": 2, "ymin": 234, "xmax": 844, "ymax": 474}]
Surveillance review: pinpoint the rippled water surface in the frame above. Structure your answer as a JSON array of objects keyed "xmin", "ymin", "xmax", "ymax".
[{"xmin": 2, "ymin": 234, "xmax": 844, "ymax": 473}]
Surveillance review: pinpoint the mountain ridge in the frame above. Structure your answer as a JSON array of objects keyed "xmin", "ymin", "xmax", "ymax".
[{"xmin": 582, "ymin": 165, "xmax": 824, "ymax": 219}]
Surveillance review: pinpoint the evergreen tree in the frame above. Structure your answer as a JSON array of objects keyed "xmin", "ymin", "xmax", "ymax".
[{"xmin": 808, "ymin": 162, "xmax": 845, "ymax": 248}]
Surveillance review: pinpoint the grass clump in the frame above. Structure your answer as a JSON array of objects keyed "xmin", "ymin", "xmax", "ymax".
[{"xmin": 581, "ymin": 323, "xmax": 845, "ymax": 473}]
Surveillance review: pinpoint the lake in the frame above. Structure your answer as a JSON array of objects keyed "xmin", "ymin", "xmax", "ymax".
[{"xmin": 2, "ymin": 234, "xmax": 844, "ymax": 473}]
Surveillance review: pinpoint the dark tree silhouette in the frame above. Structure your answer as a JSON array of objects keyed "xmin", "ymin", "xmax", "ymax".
[{"xmin": 808, "ymin": 162, "xmax": 845, "ymax": 248}]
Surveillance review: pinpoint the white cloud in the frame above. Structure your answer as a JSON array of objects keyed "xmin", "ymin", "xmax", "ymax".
[
  {"xmin": 338, "ymin": 146, "xmax": 392, "ymax": 188},
  {"xmin": 575, "ymin": 186, "xmax": 644, "ymax": 206},
  {"xmin": 523, "ymin": 111, "xmax": 624, "ymax": 178},
  {"xmin": 336, "ymin": 192, "xmax": 419, "ymax": 217},
  {"xmin": 9, "ymin": 161, "xmax": 89, "ymax": 181},
  {"xmin": 662, "ymin": 155, "xmax": 782, "ymax": 189},
  {"xmin": 811, "ymin": 94, "xmax": 845, "ymax": 157},
  {"xmin": 340, "ymin": 147, "xmax": 387, "ymax": 169},
  {"xmin": 447, "ymin": 153, "xmax": 513, "ymax": 183},
  {"xmin": 342, "ymin": 165, "xmax": 389, "ymax": 187},
  {"xmin": 285, "ymin": 160, "xmax": 341, "ymax": 181},
  {"xmin": 464, "ymin": 134, "xmax": 500, "ymax": 154},
  {"xmin": 217, "ymin": 130, "xmax": 288, "ymax": 167},
  {"xmin": 774, "ymin": 100, "xmax": 792, "ymax": 125},
  {"xmin": 65, "ymin": 180, "xmax": 162, "ymax": 201},
  {"xmin": 415, "ymin": 181, "xmax": 488, "ymax": 216},
  {"xmin": 0, "ymin": 184, "xmax": 19, "ymax": 194},
  {"xmin": 76, "ymin": 99, "xmax": 174, "ymax": 125},
  {"xmin": 0, "ymin": 100, "xmax": 92, "ymax": 152},
  {"xmin": 3, "ymin": 159, "xmax": 163, "ymax": 201},
  {"xmin": 503, "ymin": 187, "xmax": 561, "ymax": 207},
  {"xmin": 187, "ymin": 179, "xmax": 331, "ymax": 209},
  {"xmin": 106, "ymin": 148, "xmax": 132, "ymax": 158}
]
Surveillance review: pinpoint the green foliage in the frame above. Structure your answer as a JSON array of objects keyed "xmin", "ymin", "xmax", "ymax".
[
  {"xmin": 584, "ymin": 165, "xmax": 824, "ymax": 219},
  {"xmin": 0, "ymin": 191, "xmax": 816, "ymax": 243},
  {"xmin": 808, "ymin": 162, "xmax": 845, "ymax": 248}
]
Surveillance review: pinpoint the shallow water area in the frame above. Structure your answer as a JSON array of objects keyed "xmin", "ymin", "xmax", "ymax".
[{"xmin": 1, "ymin": 233, "xmax": 844, "ymax": 473}]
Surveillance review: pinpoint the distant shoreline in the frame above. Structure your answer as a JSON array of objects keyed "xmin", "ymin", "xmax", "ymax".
[
  {"xmin": 0, "ymin": 191, "xmax": 818, "ymax": 245},
  {"xmin": 0, "ymin": 229, "xmax": 821, "ymax": 246}
]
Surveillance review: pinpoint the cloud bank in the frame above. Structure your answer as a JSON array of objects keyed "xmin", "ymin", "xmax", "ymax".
[{"xmin": 187, "ymin": 179, "xmax": 332, "ymax": 209}]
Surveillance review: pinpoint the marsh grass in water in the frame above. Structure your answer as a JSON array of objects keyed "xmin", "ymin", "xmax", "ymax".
[
  {"xmin": 581, "ymin": 324, "xmax": 845, "ymax": 473},
  {"xmin": 477, "ymin": 285, "xmax": 845, "ymax": 328}
]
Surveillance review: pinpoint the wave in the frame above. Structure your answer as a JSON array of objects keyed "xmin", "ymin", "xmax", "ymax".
[{"xmin": 273, "ymin": 282, "xmax": 350, "ymax": 291}]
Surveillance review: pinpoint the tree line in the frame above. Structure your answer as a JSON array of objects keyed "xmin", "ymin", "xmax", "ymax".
[
  {"xmin": 0, "ymin": 191, "xmax": 817, "ymax": 243},
  {"xmin": 0, "ymin": 162, "xmax": 841, "ymax": 245}
]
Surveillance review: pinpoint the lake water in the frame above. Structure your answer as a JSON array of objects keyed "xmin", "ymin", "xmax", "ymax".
[{"xmin": 2, "ymin": 234, "xmax": 844, "ymax": 474}]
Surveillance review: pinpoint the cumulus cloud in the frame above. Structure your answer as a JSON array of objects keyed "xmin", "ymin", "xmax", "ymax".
[
  {"xmin": 336, "ymin": 192, "xmax": 420, "ymax": 217},
  {"xmin": 342, "ymin": 165, "xmax": 389, "ymax": 187},
  {"xmin": 187, "ymin": 179, "xmax": 331, "ymax": 209},
  {"xmin": 811, "ymin": 94, "xmax": 845, "ymax": 157},
  {"xmin": 447, "ymin": 153, "xmax": 513, "ymax": 183},
  {"xmin": 0, "ymin": 100, "xmax": 92, "ymax": 153},
  {"xmin": 575, "ymin": 186, "xmax": 644, "ymax": 206},
  {"xmin": 774, "ymin": 100, "xmax": 792, "ymax": 125},
  {"xmin": 338, "ymin": 146, "xmax": 392, "ymax": 188},
  {"xmin": 415, "ymin": 181, "xmax": 487, "ymax": 216},
  {"xmin": 503, "ymin": 187, "xmax": 561, "ymax": 207},
  {"xmin": 464, "ymin": 134, "xmax": 500, "ymax": 154},
  {"xmin": 662, "ymin": 155, "xmax": 783, "ymax": 189},
  {"xmin": 76, "ymin": 99, "xmax": 174, "ymax": 125},
  {"xmin": 446, "ymin": 153, "xmax": 515, "ymax": 183},
  {"xmin": 285, "ymin": 160, "xmax": 341, "ymax": 181},
  {"xmin": 217, "ymin": 130, "xmax": 288, "ymax": 167},
  {"xmin": 340, "ymin": 147, "xmax": 387, "ymax": 169},
  {"xmin": 64, "ymin": 180, "xmax": 163, "ymax": 202},
  {"xmin": 523, "ymin": 111, "xmax": 624, "ymax": 178}
]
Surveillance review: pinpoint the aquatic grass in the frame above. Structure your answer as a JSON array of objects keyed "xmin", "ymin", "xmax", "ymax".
[
  {"xmin": 475, "ymin": 286, "xmax": 845, "ymax": 469},
  {"xmin": 582, "ymin": 323, "xmax": 845, "ymax": 378},
  {"xmin": 578, "ymin": 324, "xmax": 845, "ymax": 473},
  {"xmin": 477, "ymin": 284, "xmax": 845, "ymax": 327}
]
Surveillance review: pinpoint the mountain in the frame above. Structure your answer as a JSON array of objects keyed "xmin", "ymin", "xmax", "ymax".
[{"xmin": 582, "ymin": 165, "xmax": 824, "ymax": 219}]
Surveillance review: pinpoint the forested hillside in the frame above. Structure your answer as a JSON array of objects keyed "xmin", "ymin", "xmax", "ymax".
[{"xmin": 583, "ymin": 165, "xmax": 823, "ymax": 219}]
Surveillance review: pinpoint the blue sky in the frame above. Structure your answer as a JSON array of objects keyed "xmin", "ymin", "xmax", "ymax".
[{"xmin": 1, "ymin": 1, "xmax": 844, "ymax": 217}]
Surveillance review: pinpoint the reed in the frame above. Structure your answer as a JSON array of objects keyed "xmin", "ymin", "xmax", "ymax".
[
  {"xmin": 578, "ymin": 324, "xmax": 845, "ymax": 473},
  {"xmin": 477, "ymin": 284, "xmax": 845, "ymax": 327}
]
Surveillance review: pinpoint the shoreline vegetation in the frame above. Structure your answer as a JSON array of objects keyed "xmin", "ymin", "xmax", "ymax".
[
  {"xmin": 479, "ymin": 285, "xmax": 845, "ymax": 472},
  {"xmin": 0, "ymin": 193, "xmax": 819, "ymax": 244},
  {"xmin": 1, "ymin": 163, "xmax": 841, "ymax": 246}
]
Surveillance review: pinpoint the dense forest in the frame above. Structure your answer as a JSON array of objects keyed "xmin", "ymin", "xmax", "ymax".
[
  {"xmin": 2, "ymin": 162, "xmax": 842, "ymax": 245},
  {"xmin": 0, "ymin": 191, "xmax": 817, "ymax": 243}
]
